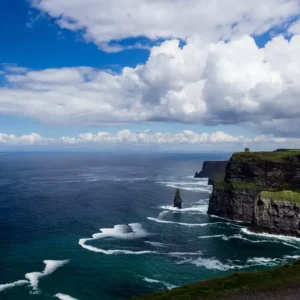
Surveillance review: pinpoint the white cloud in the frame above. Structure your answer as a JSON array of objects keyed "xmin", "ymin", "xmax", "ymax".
[
  {"xmin": 0, "ymin": 130, "xmax": 300, "ymax": 150},
  {"xmin": 1, "ymin": 33, "xmax": 300, "ymax": 136},
  {"xmin": 30, "ymin": 0, "xmax": 300, "ymax": 50}
]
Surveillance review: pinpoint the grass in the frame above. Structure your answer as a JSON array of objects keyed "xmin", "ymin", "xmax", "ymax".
[
  {"xmin": 260, "ymin": 190, "xmax": 300, "ymax": 205},
  {"xmin": 132, "ymin": 260, "xmax": 300, "ymax": 300},
  {"xmin": 231, "ymin": 150, "xmax": 300, "ymax": 162}
]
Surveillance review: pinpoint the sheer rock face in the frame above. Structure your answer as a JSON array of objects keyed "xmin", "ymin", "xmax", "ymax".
[
  {"xmin": 195, "ymin": 161, "xmax": 228, "ymax": 185},
  {"xmin": 174, "ymin": 189, "xmax": 182, "ymax": 209},
  {"xmin": 251, "ymin": 194, "xmax": 300, "ymax": 237},
  {"xmin": 208, "ymin": 152, "xmax": 300, "ymax": 223}
]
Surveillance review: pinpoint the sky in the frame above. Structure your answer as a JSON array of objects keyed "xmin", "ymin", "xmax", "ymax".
[{"xmin": 1, "ymin": 0, "xmax": 300, "ymax": 152}]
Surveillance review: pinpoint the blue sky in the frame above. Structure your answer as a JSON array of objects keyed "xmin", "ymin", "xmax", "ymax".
[{"xmin": 1, "ymin": 0, "xmax": 300, "ymax": 151}]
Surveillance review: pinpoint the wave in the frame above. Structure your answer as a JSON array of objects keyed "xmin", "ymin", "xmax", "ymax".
[
  {"xmin": 176, "ymin": 257, "xmax": 244, "ymax": 271},
  {"xmin": 158, "ymin": 210, "xmax": 169, "ymax": 218},
  {"xmin": 0, "ymin": 280, "xmax": 28, "ymax": 293},
  {"xmin": 199, "ymin": 234, "xmax": 224, "ymax": 239},
  {"xmin": 164, "ymin": 184, "xmax": 212, "ymax": 192},
  {"xmin": 241, "ymin": 228, "xmax": 300, "ymax": 249},
  {"xmin": 25, "ymin": 260, "xmax": 69, "ymax": 294},
  {"xmin": 143, "ymin": 277, "xmax": 176, "ymax": 290},
  {"xmin": 159, "ymin": 205, "xmax": 208, "ymax": 214},
  {"xmin": 79, "ymin": 223, "xmax": 155, "ymax": 255},
  {"xmin": 246, "ymin": 257, "xmax": 282, "ymax": 267},
  {"xmin": 55, "ymin": 293, "xmax": 79, "ymax": 300},
  {"xmin": 147, "ymin": 217, "xmax": 216, "ymax": 227},
  {"xmin": 145, "ymin": 241, "xmax": 171, "ymax": 248},
  {"xmin": 168, "ymin": 251, "xmax": 202, "ymax": 256},
  {"xmin": 210, "ymin": 215, "xmax": 250, "ymax": 224}
]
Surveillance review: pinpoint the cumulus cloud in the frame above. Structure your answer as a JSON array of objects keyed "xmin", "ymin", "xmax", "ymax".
[
  {"xmin": 29, "ymin": 0, "xmax": 300, "ymax": 50},
  {"xmin": 0, "ymin": 130, "xmax": 300, "ymax": 150},
  {"xmin": 1, "ymin": 33, "xmax": 300, "ymax": 136}
]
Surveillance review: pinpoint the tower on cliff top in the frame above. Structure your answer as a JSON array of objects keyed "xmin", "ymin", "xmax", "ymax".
[
  {"xmin": 174, "ymin": 188, "xmax": 182, "ymax": 209},
  {"xmin": 245, "ymin": 147, "xmax": 250, "ymax": 152}
]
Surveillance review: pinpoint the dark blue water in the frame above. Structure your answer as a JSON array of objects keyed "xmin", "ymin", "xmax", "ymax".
[{"xmin": 1, "ymin": 153, "xmax": 300, "ymax": 300}]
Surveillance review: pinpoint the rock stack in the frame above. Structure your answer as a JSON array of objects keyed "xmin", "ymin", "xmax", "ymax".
[{"xmin": 174, "ymin": 188, "xmax": 182, "ymax": 209}]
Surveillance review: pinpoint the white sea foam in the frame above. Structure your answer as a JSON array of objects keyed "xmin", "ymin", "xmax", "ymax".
[
  {"xmin": 145, "ymin": 241, "xmax": 170, "ymax": 248},
  {"xmin": 79, "ymin": 223, "xmax": 155, "ymax": 255},
  {"xmin": 159, "ymin": 205, "xmax": 208, "ymax": 214},
  {"xmin": 246, "ymin": 257, "xmax": 282, "ymax": 267},
  {"xmin": 164, "ymin": 184, "xmax": 212, "ymax": 192},
  {"xmin": 143, "ymin": 277, "xmax": 176, "ymax": 290},
  {"xmin": 55, "ymin": 293, "xmax": 79, "ymax": 300},
  {"xmin": 284, "ymin": 255, "xmax": 300, "ymax": 259},
  {"xmin": 147, "ymin": 217, "xmax": 215, "ymax": 227},
  {"xmin": 168, "ymin": 251, "xmax": 202, "ymax": 256},
  {"xmin": 158, "ymin": 210, "xmax": 169, "ymax": 218},
  {"xmin": 199, "ymin": 234, "xmax": 224, "ymax": 239},
  {"xmin": 25, "ymin": 260, "xmax": 69, "ymax": 294},
  {"xmin": 0, "ymin": 280, "xmax": 28, "ymax": 293},
  {"xmin": 176, "ymin": 257, "xmax": 244, "ymax": 271},
  {"xmin": 241, "ymin": 228, "xmax": 300, "ymax": 249},
  {"xmin": 210, "ymin": 215, "xmax": 249, "ymax": 224}
]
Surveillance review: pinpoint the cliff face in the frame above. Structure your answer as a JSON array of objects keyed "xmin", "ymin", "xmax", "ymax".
[
  {"xmin": 195, "ymin": 161, "xmax": 228, "ymax": 185},
  {"xmin": 251, "ymin": 191, "xmax": 300, "ymax": 237},
  {"xmin": 208, "ymin": 152, "xmax": 300, "ymax": 223}
]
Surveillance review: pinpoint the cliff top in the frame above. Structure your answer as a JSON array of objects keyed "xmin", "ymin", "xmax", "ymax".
[
  {"xmin": 261, "ymin": 190, "xmax": 300, "ymax": 205},
  {"xmin": 231, "ymin": 150, "xmax": 300, "ymax": 162},
  {"xmin": 133, "ymin": 260, "xmax": 300, "ymax": 300}
]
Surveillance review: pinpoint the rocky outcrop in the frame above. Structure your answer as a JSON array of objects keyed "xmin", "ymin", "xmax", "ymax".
[
  {"xmin": 174, "ymin": 188, "xmax": 182, "ymax": 209},
  {"xmin": 251, "ymin": 191, "xmax": 300, "ymax": 237},
  {"xmin": 208, "ymin": 151, "xmax": 300, "ymax": 223},
  {"xmin": 195, "ymin": 160, "xmax": 228, "ymax": 185}
]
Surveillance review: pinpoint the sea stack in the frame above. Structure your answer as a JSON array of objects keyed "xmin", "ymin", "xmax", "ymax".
[{"xmin": 174, "ymin": 188, "xmax": 182, "ymax": 209}]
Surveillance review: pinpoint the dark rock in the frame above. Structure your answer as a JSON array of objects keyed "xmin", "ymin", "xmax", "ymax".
[
  {"xmin": 251, "ymin": 192, "xmax": 300, "ymax": 237},
  {"xmin": 195, "ymin": 161, "xmax": 228, "ymax": 178},
  {"xmin": 174, "ymin": 188, "xmax": 182, "ymax": 209},
  {"xmin": 208, "ymin": 151, "xmax": 300, "ymax": 224},
  {"xmin": 195, "ymin": 161, "xmax": 228, "ymax": 185}
]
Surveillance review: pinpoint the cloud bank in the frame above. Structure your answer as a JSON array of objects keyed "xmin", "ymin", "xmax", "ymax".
[
  {"xmin": 2, "ymin": 32, "xmax": 300, "ymax": 136},
  {"xmin": 30, "ymin": 0, "xmax": 300, "ymax": 50},
  {"xmin": 0, "ymin": 130, "xmax": 299, "ymax": 150}
]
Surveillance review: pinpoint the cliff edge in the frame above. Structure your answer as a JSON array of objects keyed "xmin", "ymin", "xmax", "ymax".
[
  {"xmin": 195, "ymin": 161, "xmax": 228, "ymax": 185},
  {"xmin": 208, "ymin": 151, "xmax": 300, "ymax": 227}
]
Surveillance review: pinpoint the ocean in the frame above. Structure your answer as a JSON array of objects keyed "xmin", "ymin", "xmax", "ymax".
[{"xmin": 1, "ymin": 153, "xmax": 300, "ymax": 300}]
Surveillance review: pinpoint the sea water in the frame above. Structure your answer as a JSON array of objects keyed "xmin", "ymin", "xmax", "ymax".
[{"xmin": 1, "ymin": 153, "xmax": 300, "ymax": 300}]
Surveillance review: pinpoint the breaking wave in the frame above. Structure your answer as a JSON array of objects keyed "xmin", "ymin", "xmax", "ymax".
[
  {"xmin": 143, "ymin": 277, "xmax": 177, "ymax": 290},
  {"xmin": 147, "ymin": 217, "xmax": 214, "ymax": 227},
  {"xmin": 25, "ymin": 260, "xmax": 70, "ymax": 294},
  {"xmin": 159, "ymin": 205, "xmax": 208, "ymax": 214},
  {"xmin": 0, "ymin": 280, "xmax": 28, "ymax": 293},
  {"xmin": 55, "ymin": 293, "xmax": 79, "ymax": 300},
  {"xmin": 79, "ymin": 223, "xmax": 155, "ymax": 255},
  {"xmin": 0, "ymin": 260, "xmax": 69, "ymax": 295}
]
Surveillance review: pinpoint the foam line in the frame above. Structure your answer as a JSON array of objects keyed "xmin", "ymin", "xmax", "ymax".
[
  {"xmin": 147, "ymin": 217, "xmax": 216, "ymax": 227},
  {"xmin": 199, "ymin": 234, "xmax": 224, "ymax": 239},
  {"xmin": 159, "ymin": 205, "xmax": 208, "ymax": 213},
  {"xmin": 55, "ymin": 293, "xmax": 79, "ymax": 300},
  {"xmin": 241, "ymin": 228, "xmax": 300, "ymax": 242},
  {"xmin": 0, "ymin": 280, "xmax": 28, "ymax": 293},
  {"xmin": 79, "ymin": 223, "xmax": 154, "ymax": 255},
  {"xmin": 25, "ymin": 260, "xmax": 69, "ymax": 294},
  {"xmin": 143, "ymin": 277, "xmax": 177, "ymax": 290}
]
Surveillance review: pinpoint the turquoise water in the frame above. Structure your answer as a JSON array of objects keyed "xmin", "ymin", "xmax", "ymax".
[{"xmin": 1, "ymin": 153, "xmax": 300, "ymax": 300}]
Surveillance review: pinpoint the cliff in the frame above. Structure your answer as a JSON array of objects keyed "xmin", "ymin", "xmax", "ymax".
[
  {"xmin": 252, "ymin": 191, "xmax": 300, "ymax": 237},
  {"xmin": 208, "ymin": 151, "xmax": 300, "ymax": 223},
  {"xmin": 195, "ymin": 161, "xmax": 228, "ymax": 185},
  {"xmin": 133, "ymin": 259, "xmax": 300, "ymax": 300}
]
